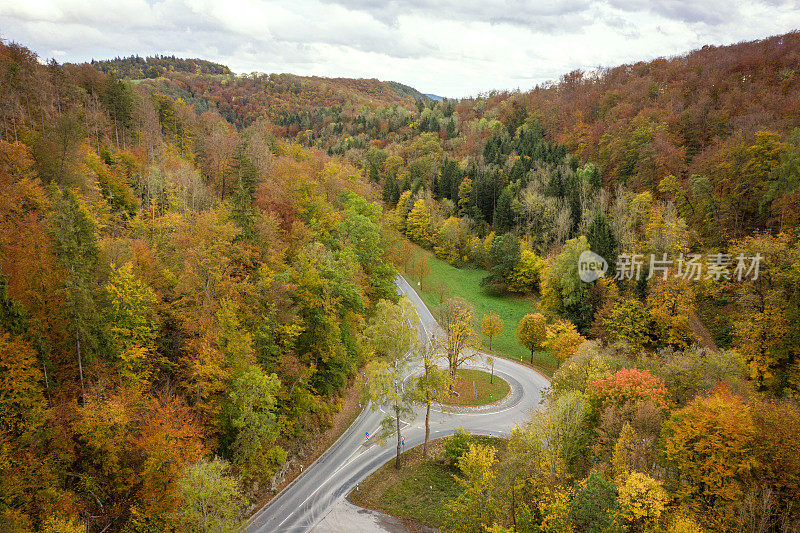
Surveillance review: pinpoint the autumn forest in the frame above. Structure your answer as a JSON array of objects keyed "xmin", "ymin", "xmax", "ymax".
[{"xmin": 1, "ymin": 29, "xmax": 800, "ymax": 533}]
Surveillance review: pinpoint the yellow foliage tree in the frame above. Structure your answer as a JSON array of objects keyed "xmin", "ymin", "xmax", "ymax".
[
  {"xmin": 446, "ymin": 444, "xmax": 498, "ymax": 533},
  {"xmin": 729, "ymin": 233, "xmax": 795, "ymax": 390},
  {"xmin": 405, "ymin": 198, "xmax": 432, "ymax": 246},
  {"xmin": 458, "ymin": 178, "xmax": 473, "ymax": 215},
  {"xmin": 394, "ymin": 190, "xmax": 413, "ymax": 232},
  {"xmin": 104, "ymin": 262, "xmax": 160, "ymax": 383},
  {"xmin": 434, "ymin": 216, "xmax": 464, "ymax": 263},
  {"xmin": 545, "ymin": 320, "xmax": 585, "ymax": 361},
  {"xmin": 666, "ymin": 516, "xmax": 706, "ymax": 533},
  {"xmin": 438, "ymin": 297, "xmax": 476, "ymax": 379},
  {"xmin": 40, "ymin": 517, "xmax": 84, "ymax": 533},
  {"xmin": 0, "ymin": 329, "xmax": 46, "ymax": 438},
  {"xmin": 517, "ymin": 313, "xmax": 547, "ymax": 364},
  {"xmin": 481, "ymin": 313, "xmax": 504, "ymax": 352},
  {"xmin": 617, "ymin": 472, "xmax": 668, "ymax": 531},
  {"xmin": 662, "ymin": 389, "xmax": 758, "ymax": 528},
  {"xmin": 507, "ymin": 250, "xmax": 545, "ymax": 293},
  {"xmin": 536, "ymin": 490, "xmax": 574, "ymax": 533},
  {"xmin": 612, "ymin": 422, "xmax": 637, "ymax": 481}
]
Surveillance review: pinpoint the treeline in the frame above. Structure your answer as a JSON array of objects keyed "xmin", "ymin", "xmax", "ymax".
[
  {"xmin": 90, "ymin": 55, "xmax": 232, "ymax": 78},
  {"xmin": 0, "ymin": 39, "xmax": 397, "ymax": 532}
]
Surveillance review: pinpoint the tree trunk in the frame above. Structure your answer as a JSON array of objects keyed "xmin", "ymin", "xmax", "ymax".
[
  {"xmin": 530, "ymin": 348, "xmax": 534, "ymax": 364},
  {"xmin": 423, "ymin": 398, "xmax": 431, "ymax": 458},
  {"xmin": 395, "ymin": 405, "xmax": 402, "ymax": 469},
  {"xmin": 42, "ymin": 361, "xmax": 51, "ymax": 404},
  {"xmin": 75, "ymin": 321, "xmax": 85, "ymax": 406}
]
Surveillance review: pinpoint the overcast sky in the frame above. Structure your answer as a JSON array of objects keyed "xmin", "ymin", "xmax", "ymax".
[{"xmin": 1, "ymin": 0, "xmax": 799, "ymax": 97}]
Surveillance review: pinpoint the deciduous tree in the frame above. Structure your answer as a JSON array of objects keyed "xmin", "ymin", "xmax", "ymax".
[
  {"xmin": 222, "ymin": 365, "xmax": 283, "ymax": 484},
  {"xmin": 587, "ymin": 368, "xmax": 669, "ymax": 411},
  {"xmin": 517, "ymin": 313, "xmax": 547, "ymax": 364},
  {"xmin": 540, "ymin": 236, "xmax": 592, "ymax": 332},
  {"xmin": 446, "ymin": 443, "xmax": 499, "ymax": 533},
  {"xmin": 175, "ymin": 458, "xmax": 243, "ymax": 533},
  {"xmin": 617, "ymin": 472, "xmax": 667, "ymax": 532},
  {"xmin": 661, "ymin": 389, "xmax": 757, "ymax": 528},
  {"xmin": 412, "ymin": 340, "xmax": 450, "ymax": 457},
  {"xmin": 362, "ymin": 297, "xmax": 420, "ymax": 468},
  {"xmin": 437, "ymin": 297, "xmax": 476, "ymax": 379},
  {"xmin": 481, "ymin": 313, "xmax": 504, "ymax": 352},
  {"xmin": 545, "ymin": 319, "xmax": 585, "ymax": 361}
]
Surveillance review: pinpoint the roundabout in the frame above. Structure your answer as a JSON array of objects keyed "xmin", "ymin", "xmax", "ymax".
[{"xmin": 246, "ymin": 275, "xmax": 551, "ymax": 533}]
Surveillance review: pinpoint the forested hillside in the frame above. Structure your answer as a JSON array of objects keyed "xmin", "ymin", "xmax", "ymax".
[
  {"xmin": 1, "ymin": 39, "xmax": 398, "ymax": 531},
  {"xmin": 525, "ymin": 31, "xmax": 800, "ymax": 239},
  {"xmin": 83, "ymin": 55, "xmax": 429, "ymax": 134},
  {"xmin": 2, "ymin": 28, "xmax": 800, "ymax": 532}
]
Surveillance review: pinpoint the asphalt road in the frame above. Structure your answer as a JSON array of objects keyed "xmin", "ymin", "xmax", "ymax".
[{"xmin": 246, "ymin": 275, "xmax": 551, "ymax": 533}]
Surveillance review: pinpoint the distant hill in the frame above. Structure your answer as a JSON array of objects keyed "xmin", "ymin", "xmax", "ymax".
[
  {"xmin": 88, "ymin": 55, "xmax": 232, "ymax": 78},
  {"xmin": 82, "ymin": 56, "xmax": 431, "ymax": 129},
  {"xmin": 518, "ymin": 31, "xmax": 800, "ymax": 204},
  {"xmin": 423, "ymin": 93, "xmax": 445, "ymax": 101},
  {"xmin": 384, "ymin": 80, "xmax": 432, "ymax": 102},
  {"xmin": 132, "ymin": 72, "xmax": 426, "ymax": 128}
]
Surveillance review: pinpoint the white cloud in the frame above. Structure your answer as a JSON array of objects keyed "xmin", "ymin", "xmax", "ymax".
[{"xmin": 0, "ymin": 0, "xmax": 798, "ymax": 97}]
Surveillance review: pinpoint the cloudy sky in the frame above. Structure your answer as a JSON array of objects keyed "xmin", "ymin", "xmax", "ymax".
[{"xmin": 1, "ymin": 0, "xmax": 799, "ymax": 97}]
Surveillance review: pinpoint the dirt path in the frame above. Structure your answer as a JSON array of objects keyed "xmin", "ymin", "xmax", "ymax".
[{"xmin": 688, "ymin": 310, "xmax": 720, "ymax": 352}]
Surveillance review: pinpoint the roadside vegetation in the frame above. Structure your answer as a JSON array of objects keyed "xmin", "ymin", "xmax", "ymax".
[{"xmin": 350, "ymin": 433, "xmax": 507, "ymax": 530}]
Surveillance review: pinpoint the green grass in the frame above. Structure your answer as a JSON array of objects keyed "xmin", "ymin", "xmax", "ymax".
[
  {"xmin": 400, "ymin": 242, "xmax": 558, "ymax": 375},
  {"xmin": 443, "ymin": 368, "xmax": 510, "ymax": 406},
  {"xmin": 350, "ymin": 435, "xmax": 506, "ymax": 529}
]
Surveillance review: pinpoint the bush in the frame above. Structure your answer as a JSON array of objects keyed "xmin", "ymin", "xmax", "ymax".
[
  {"xmin": 570, "ymin": 471, "xmax": 621, "ymax": 533},
  {"xmin": 587, "ymin": 368, "xmax": 669, "ymax": 410},
  {"xmin": 444, "ymin": 427, "xmax": 471, "ymax": 464}
]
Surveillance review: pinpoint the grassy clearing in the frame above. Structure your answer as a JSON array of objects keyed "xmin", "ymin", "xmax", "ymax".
[
  {"xmin": 399, "ymin": 241, "xmax": 558, "ymax": 376},
  {"xmin": 350, "ymin": 435, "xmax": 507, "ymax": 529},
  {"xmin": 443, "ymin": 368, "xmax": 510, "ymax": 406}
]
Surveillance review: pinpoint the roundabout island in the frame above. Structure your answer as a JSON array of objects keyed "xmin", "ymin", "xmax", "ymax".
[{"xmin": 439, "ymin": 368, "xmax": 510, "ymax": 407}]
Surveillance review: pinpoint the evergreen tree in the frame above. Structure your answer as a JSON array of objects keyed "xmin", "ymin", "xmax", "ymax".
[
  {"xmin": 483, "ymin": 233, "xmax": 521, "ymax": 291},
  {"xmin": 494, "ymin": 183, "xmax": 518, "ymax": 234},
  {"xmin": 49, "ymin": 185, "xmax": 106, "ymax": 404},
  {"xmin": 586, "ymin": 211, "xmax": 618, "ymax": 264}
]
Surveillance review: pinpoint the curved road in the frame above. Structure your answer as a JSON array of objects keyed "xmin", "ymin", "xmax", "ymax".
[{"xmin": 246, "ymin": 275, "xmax": 550, "ymax": 533}]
